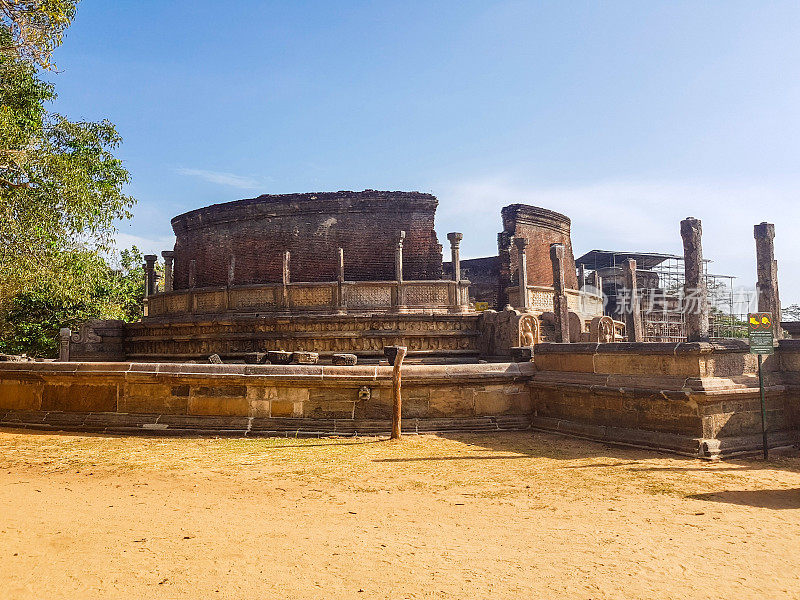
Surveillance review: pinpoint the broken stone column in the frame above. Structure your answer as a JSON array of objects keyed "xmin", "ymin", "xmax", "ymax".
[
  {"xmin": 754, "ymin": 222, "xmax": 782, "ymax": 339},
  {"xmin": 143, "ymin": 254, "xmax": 157, "ymax": 297},
  {"xmin": 282, "ymin": 250, "xmax": 291, "ymax": 310},
  {"xmin": 395, "ymin": 231, "xmax": 406, "ymax": 310},
  {"xmin": 514, "ymin": 237, "xmax": 530, "ymax": 310},
  {"xmin": 550, "ymin": 243, "xmax": 570, "ymax": 343},
  {"xmin": 497, "ymin": 232, "xmax": 514, "ymax": 309},
  {"xmin": 578, "ymin": 264, "xmax": 585, "ymax": 290},
  {"xmin": 680, "ymin": 217, "xmax": 710, "ymax": 342},
  {"xmin": 337, "ymin": 247, "xmax": 345, "ymax": 283},
  {"xmin": 58, "ymin": 328, "xmax": 71, "ymax": 362},
  {"xmin": 227, "ymin": 255, "xmax": 236, "ymax": 286},
  {"xmin": 282, "ymin": 250, "xmax": 291, "ymax": 285},
  {"xmin": 336, "ymin": 247, "xmax": 346, "ymax": 313},
  {"xmin": 447, "ymin": 232, "xmax": 463, "ymax": 281},
  {"xmin": 623, "ymin": 258, "xmax": 644, "ymax": 342},
  {"xmin": 395, "ymin": 231, "xmax": 406, "ymax": 283},
  {"xmin": 188, "ymin": 259, "xmax": 197, "ymax": 289},
  {"xmin": 161, "ymin": 251, "xmax": 174, "ymax": 292}
]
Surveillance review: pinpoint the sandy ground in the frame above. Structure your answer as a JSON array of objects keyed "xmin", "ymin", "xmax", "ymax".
[{"xmin": 1, "ymin": 429, "xmax": 799, "ymax": 600}]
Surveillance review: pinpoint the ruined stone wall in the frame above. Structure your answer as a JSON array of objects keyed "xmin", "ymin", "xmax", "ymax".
[
  {"xmin": 531, "ymin": 341, "xmax": 796, "ymax": 458},
  {"xmin": 170, "ymin": 190, "xmax": 443, "ymax": 289},
  {"xmin": 125, "ymin": 314, "xmax": 481, "ymax": 361},
  {"xmin": 444, "ymin": 256, "xmax": 500, "ymax": 307},
  {"xmin": 499, "ymin": 205, "xmax": 578, "ymax": 306},
  {"xmin": 0, "ymin": 362, "xmax": 534, "ymax": 434}
]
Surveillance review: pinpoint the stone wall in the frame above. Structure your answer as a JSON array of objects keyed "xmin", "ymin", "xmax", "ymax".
[
  {"xmin": 500, "ymin": 205, "xmax": 579, "ymax": 298},
  {"xmin": 125, "ymin": 314, "xmax": 481, "ymax": 361},
  {"xmin": 0, "ymin": 361, "xmax": 534, "ymax": 435},
  {"xmin": 170, "ymin": 190, "xmax": 443, "ymax": 289},
  {"xmin": 444, "ymin": 256, "xmax": 500, "ymax": 307},
  {"xmin": 531, "ymin": 341, "xmax": 796, "ymax": 457},
  {"xmin": 8, "ymin": 338, "xmax": 800, "ymax": 459}
]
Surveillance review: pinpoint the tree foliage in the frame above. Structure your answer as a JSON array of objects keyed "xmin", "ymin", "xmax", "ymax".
[
  {"xmin": 0, "ymin": 1, "xmax": 141, "ymax": 356},
  {"xmin": 0, "ymin": 247, "xmax": 145, "ymax": 357},
  {"xmin": 1, "ymin": 0, "xmax": 75, "ymax": 69}
]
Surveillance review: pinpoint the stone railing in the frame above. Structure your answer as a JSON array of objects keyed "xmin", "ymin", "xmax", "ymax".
[
  {"xmin": 145, "ymin": 280, "xmax": 472, "ymax": 318},
  {"xmin": 505, "ymin": 285, "xmax": 604, "ymax": 318}
]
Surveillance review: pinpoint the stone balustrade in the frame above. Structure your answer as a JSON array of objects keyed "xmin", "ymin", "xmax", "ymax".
[
  {"xmin": 145, "ymin": 280, "xmax": 472, "ymax": 318},
  {"xmin": 505, "ymin": 285, "xmax": 604, "ymax": 318}
]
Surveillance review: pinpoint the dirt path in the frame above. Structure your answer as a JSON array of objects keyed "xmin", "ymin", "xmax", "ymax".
[{"xmin": 1, "ymin": 429, "xmax": 799, "ymax": 599}]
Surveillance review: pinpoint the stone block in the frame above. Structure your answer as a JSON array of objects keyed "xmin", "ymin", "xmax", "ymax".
[
  {"xmin": 332, "ymin": 353, "xmax": 358, "ymax": 366},
  {"xmin": 510, "ymin": 346, "xmax": 533, "ymax": 362},
  {"xmin": 267, "ymin": 386, "xmax": 308, "ymax": 418},
  {"xmin": 267, "ymin": 351, "xmax": 293, "ymax": 365},
  {"xmin": 41, "ymin": 384, "xmax": 117, "ymax": 412},
  {"xmin": 244, "ymin": 352, "xmax": 268, "ymax": 364},
  {"xmin": 474, "ymin": 384, "xmax": 531, "ymax": 415},
  {"xmin": 188, "ymin": 394, "xmax": 250, "ymax": 417},
  {"xmin": 0, "ymin": 380, "xmax": 42, "ymax": 410},
  {"xmin": 428, "ymin": 385, "xmax": 475, "ymax": 417},
  {"xmin": 292, "ymin": 351, "xmax": 319, "ymax": 365},
  {"xmin": 119, "ymin": 382, "xmax": 188, "ymax": 414},
  {"xmin": 399, "ymin": 385, "xmax": 430, "ymax": 418}
]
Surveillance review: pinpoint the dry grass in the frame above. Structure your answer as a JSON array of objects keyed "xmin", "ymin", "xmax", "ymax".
[{"xmin": 1, "ymin": 429, "xmax": 799, "ymax": 599}]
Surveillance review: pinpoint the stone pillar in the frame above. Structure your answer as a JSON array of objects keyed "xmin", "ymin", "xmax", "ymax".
[
  {"xmin": 395, "ymin": 231, "xmax": 406, "ymax": 283},
  {"xmin": 337, "ymin": 247, "xmax": 345, "ymax": 283},
  {"xmin": 623, "ymin": 258, "xmax": 644, "ymax": 342},
  {"xmin": 227, "ymin": 255, "xmax": 236, "ymax": 287},
  {"xmin": 394, "ymin": 231, "xmax": 406, "ymax": 311},
  {"xmin": 143, "ymin": 254, "xmax": 157, "ymax": 297},
  {"xmin": 161, "ymin": 251, "xmax": 174, "ymax": 292},
  {"xmin": 282, "ymin": 250, "xmax": 291, "ymax": 285},
  {"xmin": 336, "ymin": 247, "xmax": 346, "ymax": 313},
  {"xmin": 281, "ymin": 250, "xmax": 291, "ymax": 310},
  {"xmin": 447, "ymin": 232, "xmax": 463, "ymax": 281},
  {"xmin": 680, "ymin": 217, "xmax": 710, "ymax": 342},
  {"xmin": 58, "ymin": 328, "xmax": 71, "ymax": 362},
  {"xmin": 550, "ymin": 243, "xmax": 570, "ymax": 343},
  {"xmin": 514, "ymin": 237, "xmax": 529, "ymax": 310},
  {"xmin": 578, "ymin": 264, "xmax": 585, "ymax": 290},
  {"xmin": 497, "ymin": 232, "xmax": 513, "ymax": 309},
  {"xmin": 754, "ymin": 222, "xmax": 782, "ymax": 339},
  {"xmin": 188, "ymin": 260, "xmax": 197, "ymax": 289}
]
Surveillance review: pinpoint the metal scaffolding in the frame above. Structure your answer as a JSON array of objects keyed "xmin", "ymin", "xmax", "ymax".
[{"xmin": 576, "ymin": 250, "xmax": 755, "ymax": 342}]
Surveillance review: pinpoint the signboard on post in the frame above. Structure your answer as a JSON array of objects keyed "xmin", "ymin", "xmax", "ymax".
[
  {"xmin": 749, "ymin": 312, "xmax": 775, "ymax": 355},
  {"xmin": 748, "ymin": 312, "xmax": 774, "ymax": 459}
]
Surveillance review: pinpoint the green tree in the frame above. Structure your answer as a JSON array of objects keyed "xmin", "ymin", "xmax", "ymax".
[
  {"xmin": 0, "ymin": 1, "xmax": 139, "ymax": 355},
  {"xmin": 1, "ymin": 0, "xmax": 75, "ymax": 69},
  {"xmin": 0, "ymin": 247, "xmax": 145, "ymax": 357}
]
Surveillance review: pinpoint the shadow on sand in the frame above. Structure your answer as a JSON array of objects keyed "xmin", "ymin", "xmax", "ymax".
[{"xmin": 688, "ymin": 488, "xmax": 800, "ymax": 510}]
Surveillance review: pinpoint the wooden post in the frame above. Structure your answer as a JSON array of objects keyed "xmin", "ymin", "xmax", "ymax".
[{"xmin": 385, "ymin": 345, "xmax": 407, "ymax": 439}]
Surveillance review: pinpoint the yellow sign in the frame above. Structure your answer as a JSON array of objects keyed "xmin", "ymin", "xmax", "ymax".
[{"xmin": 474, "ymin": 302, "xmax": 489, "ymax": 311}]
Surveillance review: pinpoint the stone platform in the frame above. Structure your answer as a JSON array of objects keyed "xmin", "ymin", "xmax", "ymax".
[{"xmin": 3, "ymin": 342, "xmax": 799, "ymax": 458}]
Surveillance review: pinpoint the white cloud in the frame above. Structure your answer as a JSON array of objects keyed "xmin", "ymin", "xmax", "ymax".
[
  {"xmin": 436, "ymin": 177, "xmax": 800, "ymax": 305},
  {"xmin": 175, "ymin": 167, "xmax": 263, "ymax": 190}
]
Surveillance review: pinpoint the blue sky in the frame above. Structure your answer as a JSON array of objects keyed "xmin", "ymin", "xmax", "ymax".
[{"xmin": 47, "ymin": 1, "xmax": 800, "ymax": 303}]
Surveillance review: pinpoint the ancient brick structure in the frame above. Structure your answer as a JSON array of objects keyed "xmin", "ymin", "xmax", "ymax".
[
  {"xmin": 499, "ymin": 205, "xmax": 578, "ymax": 304},
  {"xmin": 170, "ymin": 190, "xmax": 443, "ymax": 289}
]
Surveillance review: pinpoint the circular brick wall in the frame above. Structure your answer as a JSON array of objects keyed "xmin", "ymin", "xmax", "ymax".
[
  {"xmin": 170, "ymin": 190, "xmax": 443, "ymax": 289},
  {"xmin": 500, "ymin": 204, "xmax": 579, "ymax": 289}
]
